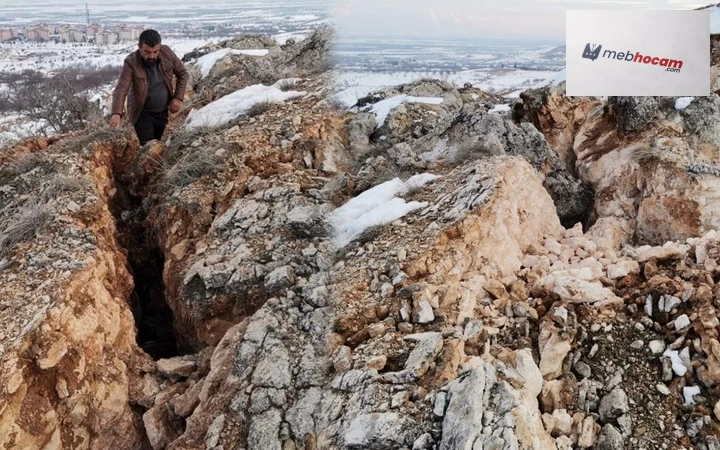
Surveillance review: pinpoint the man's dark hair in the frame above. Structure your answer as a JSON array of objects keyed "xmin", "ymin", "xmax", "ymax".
[{"xmin": 139, "ymin": 29, "xmax": 161, "ymax": 47}]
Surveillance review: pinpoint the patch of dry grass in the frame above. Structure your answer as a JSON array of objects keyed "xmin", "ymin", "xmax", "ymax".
[
  {"xmin": 277, "ymin": 78, "xmax": 298, "ymax": 92},
  {"xmin": 0, "ymin": 199, "xmax": 52, "ymax": 257},
  {"xmin": 246, "ymin": 100, "xmax": 273, "ymax": 117},
  {"xmin": 158, "ymin": 149, "xmax": 223, "ymax": 193},
  {"xmin": 0, "ymin": 152, "xmax": 47, "ymax": 185},
  {"xmin": 40, "ymin": 173, "xmax": 86, "ymax": 202}
]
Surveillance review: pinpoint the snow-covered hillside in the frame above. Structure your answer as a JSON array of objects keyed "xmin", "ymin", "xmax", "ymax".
[
  {"xmin": 331, "ymin": 68, "xmax": 559, "ymax": 107},
  {"xmin": 0, "ymin": 38, "xmax": 218, "ymax": 74},
  {"xmin": 0, "ymin": 32, "xmax": 312, "ymax": 147}
]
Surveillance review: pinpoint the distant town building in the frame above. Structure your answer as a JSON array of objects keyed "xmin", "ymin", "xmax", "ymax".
[
  {"xmin": 0, "ymin": 29, "xmax": 15, "ymax": 42},
  {"xmin": 86, "ymin": 23, "xmax": 103, "ymax": 39},
  {"xmin": 40, "ymin": 24, "xmax": 58, "ymax": 34},
  {"xmin": 14, "ymin": 22, "xmax": 144, "ymax": 44},
  {"xmin": 113, "ymin": 24, "xmax": 143, "ymax": 41},
  {"xmin": 26, "ymin": 28, "xmax": 51, "ymax": 42},
  {"xmin": 119, "ymin": 27, "xmax": 143, "ymax": 42},
  {"xmin": 98, "ymin": 31, "xmax": 119, "ymax": 45},
  {"xmin": 59, "ymin": 26, "xmax": 84, "ymax": 43}
]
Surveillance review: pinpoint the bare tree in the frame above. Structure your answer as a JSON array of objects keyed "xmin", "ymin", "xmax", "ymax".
[{"xmin": 7, "ymin": 65, "xmax": 120, "ymax": 136}]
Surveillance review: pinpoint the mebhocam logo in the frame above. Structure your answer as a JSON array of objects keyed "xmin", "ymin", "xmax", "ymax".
[
  {"xmin": 582, "ymin": 43, "xmax": 602, "ymax": 61},
  {"xmin": 581, "ymin": 42, "xmax": 683, "ymax": 73}
]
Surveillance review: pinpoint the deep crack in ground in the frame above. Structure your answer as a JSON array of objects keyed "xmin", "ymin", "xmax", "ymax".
[{"xmin": 108, "ymin": 146, "xmax": 189, "ymax": 360}]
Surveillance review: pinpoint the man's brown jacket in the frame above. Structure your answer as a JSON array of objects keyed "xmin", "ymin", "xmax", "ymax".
[{"xmin": 111, "ymin": 44, "xmax": 189, "ymax": 125}]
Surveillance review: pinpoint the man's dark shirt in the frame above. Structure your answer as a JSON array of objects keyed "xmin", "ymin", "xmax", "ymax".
[{"xmin": 143, "ymin": 62, "xmax": 170, "ymax": 113}]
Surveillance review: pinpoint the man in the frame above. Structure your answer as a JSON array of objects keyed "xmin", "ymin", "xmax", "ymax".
[{"xmin": 110, "ymin": 29, "xmax": 189, "ymax": 145}]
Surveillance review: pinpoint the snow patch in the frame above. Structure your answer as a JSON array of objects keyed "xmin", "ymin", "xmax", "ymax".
[
  {"xmin": 330, "ymin": 69, "xmax": 560, "ymax": 108},
  {"xmin": 674, "ymin": 97, "xmax": 695, "ymax": 110},
  {"xmin": 273, "ymin": 32, "xmax": 309, "ymax": 46},
  {"xmin": 328, "ymin": 174, "xmax": 440, "ymax": 248},
  {"xmin": 185, "ymin": 80, "xmax": 305, "ymax": 130},
  {"xmin": 195, "ymin": 48, "xmax": 269, "ymax": 78},
  {"xmin": 488, "ymin": 104, "xmax": 511, "ymax": 114},
  {"xmin": 536, "ymin": 68, "xmax": 566, "ymax": 88},
  {"xmin": 365, "ymin": 95, "xmax": 444, "ymax": 128}
]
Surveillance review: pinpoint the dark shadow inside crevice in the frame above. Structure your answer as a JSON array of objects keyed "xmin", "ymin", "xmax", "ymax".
[{"xmin": 108, "ymin": 151, "xmax": 192, "ymax": 360}]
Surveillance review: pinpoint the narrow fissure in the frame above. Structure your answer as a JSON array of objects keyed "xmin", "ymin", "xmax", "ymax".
[{"xmin": 108, "ymin": 150, "xmax": 191, "ymax": 360}]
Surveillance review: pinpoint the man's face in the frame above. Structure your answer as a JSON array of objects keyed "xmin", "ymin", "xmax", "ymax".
[{"xmin": 139, "ymin": 43, "xmax": 160, "ymax": 61}]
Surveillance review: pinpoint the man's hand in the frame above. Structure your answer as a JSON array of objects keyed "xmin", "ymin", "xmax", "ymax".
[
  {"xmin": 169, "ymin": 98, "xmax": 182, "ymax": 115},
  {"xmin": 110, "ymin": 114, "xmax": 122, "ymax": 128}
]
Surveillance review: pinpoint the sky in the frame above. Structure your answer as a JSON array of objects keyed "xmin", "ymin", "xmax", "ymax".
[
  {"xmin": 331, "ymin": 0, "xmax": 714, "ymax": 41},
  {"xmin": 0, "ymin": 0, "xmax": 332, "ymax": 26},
  {"xmin": 0, "ymin": 0, "xmax": 710, "ymax": 42}
]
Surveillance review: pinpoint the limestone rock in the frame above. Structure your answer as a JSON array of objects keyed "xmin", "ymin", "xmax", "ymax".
[
  {"xmin": 143, "ymin": 402, "xmax": 184, "ymax": 450},
  {"xmin": 596, "ymin": 424, "xmax": 625, "ymax": 450},
  {"xmin": 608, "ymin": 96, "xmax": 660, "ymax": 133},
  {"xmin": 598, "ymin": 388, "xmax": 629, "ymax": 423},
  {"xmin": 344, "ymin": 413, "xmax": 417, "ymax": 449},
  {"xmin": 156, "ymin": 355, "xmax": 197, "ymax": 379},
  {"xmin": 439, "ymin": 365, "xmax": 488, "ymax": 450},
  {"xmin": 578, "ymin": 416, "xmax": 600, "ymax": 448},
  {"xmin": 384, "ymin": 332, "xmax": 443, "ymax": 383}
]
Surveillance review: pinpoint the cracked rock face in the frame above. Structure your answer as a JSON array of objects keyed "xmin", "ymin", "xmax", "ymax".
[
  {"xmin": 7, "ymin": 26, "xmax": 720, "ymax": 450},
  {"xmin": 148, "ymin": 155, "xmax": 566, "ymax": 450},
  {"xmin": 345, "ymin": 80, "xmax": 595, "ymax": 226},
  {"xmin": 608, "ymin": 96, "xmax": 662, "ymax": 133},
  {"xmin": 0, "ymin": 132, "xmax": 154, "ymax": 450},
  {"xmin": 518, "ymin": 70, "xmax": 720, "ymax": 246}
]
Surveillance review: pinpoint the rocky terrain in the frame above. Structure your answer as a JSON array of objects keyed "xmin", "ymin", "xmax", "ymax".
[{"xmin": 2, "ymin": 25, "xmax": 720, "ymax": 450}]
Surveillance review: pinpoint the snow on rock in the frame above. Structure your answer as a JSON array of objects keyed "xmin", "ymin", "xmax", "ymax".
[
  {"xmin": 328, "ymin": 174, "xmax": 440, "ymax": 248},
  {"xmin": 675, "ymin": 97, "xmax": 695, "ymax": 110},
  {"xmin": 366, "ymin": 95, "xmax": 444, "ymax": 128},
  {"xmin": 195, "ymin": 48, "xmax": 270, "ymax": 78},
  {"xmin": 185, "ymin": 80, "xmax": 305, "ymax": 130},
  {"xmin": 488, "ymin": 104, "xmax": 511, "ymax": 114},
  {"xmin": 273, "ymin": 31, "xmax": 310, "ymax": 45}
]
